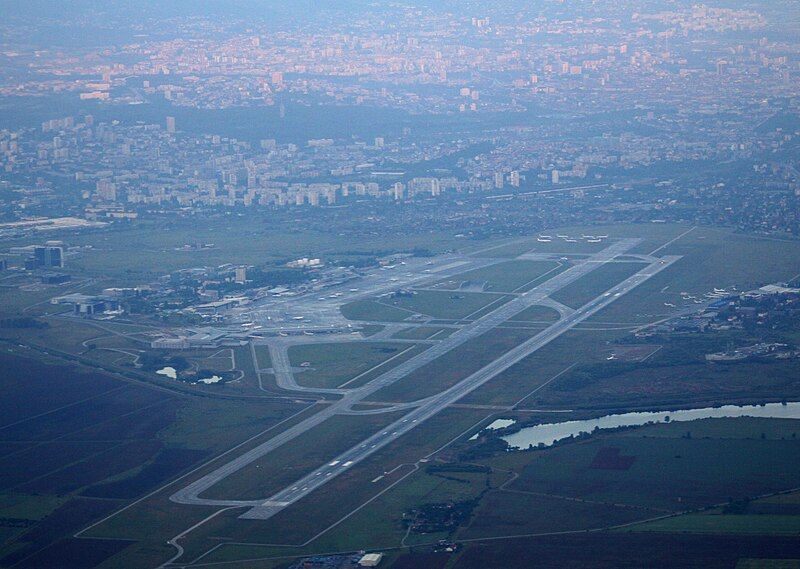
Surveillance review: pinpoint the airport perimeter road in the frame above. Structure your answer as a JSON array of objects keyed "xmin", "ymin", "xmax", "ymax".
[
  {"xmin": 237, "ymin": 254, "xmax": 681, "ymax": 520},
  {"xmin": 169, "ymin": 239, "xmax": 644, "ymax": 510}
]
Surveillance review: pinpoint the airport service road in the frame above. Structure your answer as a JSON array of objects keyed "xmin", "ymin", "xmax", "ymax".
[
  {"xmin": 237, "ymin": 254, "xmax": 681, "ymax": 520},
  {"xmin": 170, "ymin": 239, "xmax": 648, "ymax": 511}
]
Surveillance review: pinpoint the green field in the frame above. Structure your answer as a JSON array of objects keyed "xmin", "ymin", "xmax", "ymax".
[
  {"xmin": 462, "ymin": 328, "xmax": 620, "ymax": 407},
  {"xmin": 340, "ymin": 299, "xmax": 414, "ymax": 322},
  {"xmin": 507, "ymin": 304, "xmax": 562, "ymax": 323},
  {"xmin": 630, "ymin": 512, "xmax": 800, "ymax": 535},
  {"xmin": 200, "ymin": 412, "xmax": 406, "ymax": 502},
  {"xmin": 504, "ymin": 417, "xmax": 800, "ymax": 513},
  {"xmin": 185, "ymin": 415, "xmax": 800, "ymax": 566},
  {"xmin": 431, "ymin": 260, "xmax": 563, "ymax": 293},
  {"xmin": 371, "ymin": 328, "xmax": 536, "ymax": 403},
  {"xmin": 288, "ymin": 342, "xmax": 424, "ymax": 389},
  {"xmin": 391, "ymin": 326, "xmax": 455, "ymax": 340},
  {"xmin": 536, "ymin": 333, "xmax": 800, "ymax": 410},
  {"xmin": 588, "ymin": 225, "xmax": 800, "ymax": 325},
  {"xmin": 384, "ymin": 290, "xmax": 513, "ymax": 320},
  {"xmin": 459, "ymin": 490, "xmax": 644, "ymax": 539},
  {"xmin": 550, "ymin": 260, "xmax": 646, "ymax": 309},
  {"xmin": 173, "ymin": 408, "xmax": 493, "ymax": 561},
  {"xmin": 251, "ymin": 344, "xmax": 272, "ymax": 370}
]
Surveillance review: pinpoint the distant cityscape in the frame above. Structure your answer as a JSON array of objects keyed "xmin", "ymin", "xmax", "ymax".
[{"xmin": 0, "ymin": 1, "xmax": 797, "ymax": 236}]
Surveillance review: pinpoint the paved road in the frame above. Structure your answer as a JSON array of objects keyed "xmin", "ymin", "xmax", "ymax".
[{"xmin": 170, "ymin": 239, "xmax": 671, "ymax": 515}]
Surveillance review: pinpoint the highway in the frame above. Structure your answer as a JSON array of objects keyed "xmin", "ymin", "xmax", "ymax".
[{"xmin": 170, "ymin": 239, "xmax": 676, "ymax": 517}]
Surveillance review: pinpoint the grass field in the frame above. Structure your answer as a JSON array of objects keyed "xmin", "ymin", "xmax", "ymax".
[
  {"xmin": 459, "ymin": 490, "xmax": 645, "ymax": 539},
  {"xmin": 200, "ymin": 412, "xmax": 406, "ymax": 501},
  {"xmin": 391, "ymin": 326, "xmax": 455, "ymax": 340},
  {"xmin": 174, "ymin": 407, "xmax": 493, "ymax": 561},
  {"xmin": 587, "ymin": 225, "xmax": 800, "ymax": 325},
  {"xmin": 630, "ymin": 512, "xmax": 800, "ymax": 535},
  {"xmin": 370, "ymin": 328, "xmax": 537, "ymax": 403},
  {"xmin": 8, "ymin": 217, "xmax": 466, "ymax": 284},
  {"xmin": 507, "ymin": 304, "xmax": 562, "ymax": 323},
  {"xmin": 431, "ymin": 260, "xmax": 562, "ymax": 293},
  {"xmin": 461, "ymin": 328, "xmax": 620, "ymax": 407},
  {"xmin": 184, "ymin": 415, "xmax": 800, "ymax": 567},
  {"xmin": 288, "ymin": 342, "xmax": 423, "ymax": 389},
  {"xmin": 550, "ymin": 260, "xmax": 646, "ymax": 309},
  {"xmin": 340, "ymin": 299, "xmax": 414, "ymax": 322},
  {"xmin": 0, "ymin": 349, "xmax": 303, "ymax": 568},
  {"xmin": 384, "ymin": 290, "xmax": 513, "ymax": 321},
  {"xmin": 536, "ymin": 332, "xmax": 800, "ymax": 410},
  {"xmin": 504, "ymin": 417, "xmax": 800, "ymax": 513}
]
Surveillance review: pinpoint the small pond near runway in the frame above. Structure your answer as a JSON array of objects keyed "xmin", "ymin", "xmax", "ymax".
[
  {"xmin": 156, "ymin": 366, "xmax": 177, "ymax": 379},
  {"xmin": 502, "ymin": 402, "xmax": 800, "ymax": 450}
]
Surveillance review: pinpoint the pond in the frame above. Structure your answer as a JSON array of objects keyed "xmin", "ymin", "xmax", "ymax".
[
  {"xmin": 198, "ymin": 375, "xmax": 223, "ymax": 384},
  {"xmin": 156, "ymin": 366, "xmax": 177, "ymax": 379},
  {"xmin": 502, "ymin": 402, "xmax": 800, "ymax": 450},
  {"xmin": 470, "ymin": 418, "xmax": 517, "ymax": 440}
]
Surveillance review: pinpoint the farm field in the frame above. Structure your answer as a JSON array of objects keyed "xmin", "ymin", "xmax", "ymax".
[{"xmin": 0, "ymin": 349, "xmax": 301, "ymax": 569}]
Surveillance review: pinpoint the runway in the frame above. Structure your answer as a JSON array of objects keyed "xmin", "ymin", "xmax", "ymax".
[{"xmin": 170, "ymin": 239, "xmax": 680, "ymax": 520}]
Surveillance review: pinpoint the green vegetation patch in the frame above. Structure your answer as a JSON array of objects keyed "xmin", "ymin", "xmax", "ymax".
[
  {"xmin": 433, "ymin": 260, "xmax": 562, "ymax": 293},
  {"xmin": 199, "ymin": 412, "xmax": 405, "ymax": 501},
  {"xmin": 340, "ymin": 299, "xmax": 413, "ymax": 322},
  {"xmin": 508, "ymin": 418, "xmax": 800, "ymax": 513},
  {"xmin": 392, "ymin": 326, "xmax": 454, "ymax": 340},
  {"xmin": 550, "ymin": 260, "xmax": 645, "ymax": 309},
  {"xmin": 631, "ymin": 512, "xmax": 800, "ymax": 535},
  {"xmin": 460, "ymin": 490, "xmax": 646, "ymax": 539},
  {"xmin": 372, "ymin": 327, "xmax": 536, "ymax": 403},
  {"xmin": 386, "ymin": 290, "xmax": 513, "ymax": 320},
  {"xmin": 289, "ymin": 342, "xmax": 421, "ymax": 389},
  {"xmin": 508, "ymin": 304, "xmax": 562, "ymax": 323}
]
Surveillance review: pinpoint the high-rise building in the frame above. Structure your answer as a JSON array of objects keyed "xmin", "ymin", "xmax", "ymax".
[
  {"xmin": 96, "ymin": 179, "xmax": 117, "ymax": 201},
  {"xmin": 552, "ymin": 170, "xmax": 560, "ymax": 184},
  {"xmin": 510, "ymin": 171, "xmax": 520, "ymax": 187},
  {"xmin": 234, "ymin": 267, "xmax": 248, "ymax": 284},
  {"xmin": 33, "ymin": 246, "xmax": 64, "ymax": 268},
  {"xmin": 166, "ymin": 116, "xmax": 176, "ymax": 134},
  {"xmin": 494, "ymin": 172, "xmax": 505, "ymax": 189}
]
